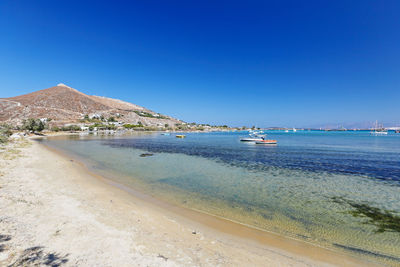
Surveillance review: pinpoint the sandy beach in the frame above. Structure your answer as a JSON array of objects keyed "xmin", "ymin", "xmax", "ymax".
[{"xmin": 0, "ymin": 138, "xmax": 378, "ymax": 266}]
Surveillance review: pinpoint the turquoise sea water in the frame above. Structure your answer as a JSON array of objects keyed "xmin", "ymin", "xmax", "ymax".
[{"xmin": 41, "ymin": 131, "xmax": 400, "ymax": 265}]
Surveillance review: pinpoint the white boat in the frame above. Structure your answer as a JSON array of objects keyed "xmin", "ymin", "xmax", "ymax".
[
  {"xmin": 240, "ymin": 137, "xmax": 264, "ymax": 142},
  {"xmin": 240, "ymin": 132, "xmax": 265, "ymax": 142},
  {"xmin": 292, "ymin": 128, "xmax": 297, "ymax": 132},
  {"xmin": 371, "ymin": 120, "xmax": 388, "ymax": 135},
  {"xmin": 372, "ymin": 131, "xmax": 388, "ymax": 135}
]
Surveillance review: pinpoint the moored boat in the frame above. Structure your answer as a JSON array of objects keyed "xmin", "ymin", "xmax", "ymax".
[
  {"xmin": 176, "ymin": 134, "xmax": 186, "ymax": 138},
  {"xmin": 240, "ymin": 137, "xmax": 264, "ymax": 142},
  {"xmin": 372, "ymin": 131, "xmax": 388, "ymax": 135},
  {"xmin": 370, "ymin": 120, "xmax": 388, "ymax": 135}
]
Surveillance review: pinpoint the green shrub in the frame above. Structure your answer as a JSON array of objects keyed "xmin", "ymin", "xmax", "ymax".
[
  {"xmin": 133, "ymin": 111, "xmax": 167, "ymax": 119},
  {"xmin": 106, "ymin": 125, "xmax": 117, "ymax": 130},
  {"xmin": 0, "ymin": 124, "xmax": 12, "ymax": 143},
  {"xmin": 22, "ymin": 118, "xmax": 45, "ymax": 132},
  {"xmin": 123, "ymin": 124, "xmax": 142, "ymax": 129},
  {"xmin": 88, "ymin": 124, "xmax": 117, "ymax": 130},
  {"xmin": 0, "ymin": 124, "xmax": 12, "ymax": 136},
  {"xmin": 0, "ymin": 135, "xmax": 8, "ymax": 143},
  {"xmin": 61, "ymin": 125, "xmax": 81, "ymax": 132}
]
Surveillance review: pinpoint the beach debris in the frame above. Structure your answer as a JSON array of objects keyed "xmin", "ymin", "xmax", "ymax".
[
  {"xmin": 9, "ymin": 246, "xmax": 69, "ymax": 266},
  {"xmin": 0, "ymin": 234, "xmax": 11, "ymax": 242},
  {"xmin": 139, "ymin": 153, "xmax": 154, "ymax": 157},
  {"xmin": 157, "ymin": 254, "xmax": 168, "ymax": 261},
  {"xmin": 0, "ymin": 234, "xmax": 11, "ymax": 258}
]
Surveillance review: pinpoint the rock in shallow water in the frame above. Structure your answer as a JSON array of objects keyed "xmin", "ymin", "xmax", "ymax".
[{"xmin": 140, "ymin": 153, "xmax": 154, "ymax": 157}]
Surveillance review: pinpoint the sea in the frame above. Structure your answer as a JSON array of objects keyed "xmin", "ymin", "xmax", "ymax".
[{"xmin": 40, "ymin": 130, "xmax": 400, "ymax": 265}]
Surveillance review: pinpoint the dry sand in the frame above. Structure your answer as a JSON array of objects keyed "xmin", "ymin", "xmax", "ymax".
[{"xmin": 0, "ymin": 138, "xmax": 378, "ymax": 266}]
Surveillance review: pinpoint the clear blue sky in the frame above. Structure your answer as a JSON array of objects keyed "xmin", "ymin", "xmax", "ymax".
[{"xmin": 1, "ymin": 1, "xmax": 399, "ymax": 127}]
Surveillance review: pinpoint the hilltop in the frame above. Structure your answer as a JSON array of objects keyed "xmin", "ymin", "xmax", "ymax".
[{"xmin": 0, "ymin": 83, "xmax": 182, "ymax": 128}]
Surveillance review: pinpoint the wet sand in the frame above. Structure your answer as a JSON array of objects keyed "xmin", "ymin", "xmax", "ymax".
[{"xmin": 0, "ymin": 138, "xmax": 378, "ymax": 266}]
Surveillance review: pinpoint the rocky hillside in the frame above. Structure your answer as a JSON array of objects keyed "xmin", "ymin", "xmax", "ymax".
[{"xmin": 0, "ymin": 83, "xmax": 182, "ymax": 127}]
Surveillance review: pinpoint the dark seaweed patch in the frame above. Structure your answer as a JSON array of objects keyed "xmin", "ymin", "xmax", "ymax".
[{"xmin": 332, "ymin": 197, "xmax": 400, "ymax": 233}]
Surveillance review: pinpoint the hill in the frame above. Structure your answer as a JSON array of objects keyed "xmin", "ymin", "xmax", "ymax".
[{"xmin": 0, "ymin": 83, "xmax": 182, "ymax": 127}]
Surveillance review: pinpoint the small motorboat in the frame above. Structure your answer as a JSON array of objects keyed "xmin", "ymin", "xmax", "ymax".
[
  {"xmin": 161, "ymin": 133, "xmax": 170, "ymax": 136},
  {"xmin": 255, "ymin": 139, "xmax": 277, "ymax": 145},
  {"xmin": 241, "ymin": 132, "xmax": 267, "ymax": 142},
  {"xmin": 240, "ymin": 137, "xmax": 264, "ymax": 142},
  {"xmin": 176, "ymin": 134, "xmax": 186, "ymax": 138}
]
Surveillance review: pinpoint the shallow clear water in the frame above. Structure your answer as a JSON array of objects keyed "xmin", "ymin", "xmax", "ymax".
[{"xmin": 41, "ymin": 131, "xmax": 400, "ymax": 264}]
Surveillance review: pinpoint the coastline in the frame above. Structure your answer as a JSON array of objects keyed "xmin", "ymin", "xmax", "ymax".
[{"xmin": 0, "ymin": 138, "xmax": 379, "ymax": 266}]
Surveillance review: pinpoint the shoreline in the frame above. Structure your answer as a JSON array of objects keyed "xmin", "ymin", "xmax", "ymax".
[
  {"xmin": 39, "ymin": 138, "xmax": 382, "ymax": 266},
  {"xmin": 0, "ymin": 138, "xmax": 379, "ymax": 266}
]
